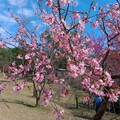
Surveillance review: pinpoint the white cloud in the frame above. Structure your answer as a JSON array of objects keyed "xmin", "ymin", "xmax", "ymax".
[
  {"xmin": 7, "ymin": 0, "xmax": 27, "ymax": 7},
  {"xmin": 30, "ymin": 20, "xmax": 43, "ymax": 28},
  {"xmin": 31, "ymin": 3, "xmax": 38, "ymax": 10},
  {"xmin": 17, "ymin": 8, "xmax": 34, "ymax": 17},
  {"xmin": 0, "ymin": 13, "xmax": 16, "ymax": 23},
  {"xmin": 71, "ymin": 0, "xmax": 79, "ymax": 6},
  {"xmin": 31, "ymin": 20, "xmax": 36, "ymax": 25},
  {"xmin": 0, "ymin": 28, "xmax": 5, "ymax": 34}
]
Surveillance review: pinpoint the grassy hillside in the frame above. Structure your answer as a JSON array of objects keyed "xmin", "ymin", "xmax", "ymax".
[{"xmin": 0, "ymin": 73, "xmax": 120, "ymax": 120}]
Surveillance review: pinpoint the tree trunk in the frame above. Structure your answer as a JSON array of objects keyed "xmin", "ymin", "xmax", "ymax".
[
  {"xmin": 87, "ymin": 93, "xmax": 91, "ymax": 111},
  {"xmin": 87, "ymin": 101, "xmax": 90, "ymax": 111},
  {"xmin": 33, "ymin": 78, "xmax": 46, "ymax": 107},
  {"xmin": 32, "ymin": 81, "xmax": 40, "ymax": 107},
  {"xmin": 35, "ymin": 96, "xmax": 39, "ymax": 107},
  {"xmin": 34, "ymin": 90, "xmax": 40, "ymax": 107},
  {"xmin": 92, "ymin": 97, "xmax": 108, "ymax": 120},
  {"xmin": 75, "ymin": 92, "xmax": 79, "ymax": 109},
  {"xmin": 33, "ymin": 81, "xmax": 37, "ymax": 97}
]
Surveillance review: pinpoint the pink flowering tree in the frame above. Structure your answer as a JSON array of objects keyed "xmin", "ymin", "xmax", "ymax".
[{"xmin": 0, "ymin": 0, "xmax": 120, "ymax": 119}]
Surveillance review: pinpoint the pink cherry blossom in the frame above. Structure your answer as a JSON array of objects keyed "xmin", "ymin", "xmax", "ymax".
[
  {"xmin": 104, "ymin": 71, "xmax": 114, "ymax": 87},
  {"xmin": 46, "ymin": 0, "xmax": 53, "ymax": 7},
  {"xmin": 94, "ymin": 67, "xmax": 102, "ymax": 75},
  {"xmin": 41, "ymin": 12, "xmax": 55, "ymax": 25},
  {"xmin": 29, "ymin": 43, "xmax": 37, "ymax": 50},
  {"xmin": 0, "ymin": 85, "xmax": 6, "ymax": 91},
  {"xmin": 12, "ymin": 14, "xmax": 20, "ymax": 22},
  {"xmin": 25, "ymin": 54, "xmax": 31, "ymax": 60},
  {"xmin": 14, "ymin": 34, "xmax": 21, "ymax": 40},
  {"xmin": 41, "ymin": 89, "xmax": 52, "ymax": 106},
  {"xmin": 0, "ymin": 41, "xmax": 6, "ymax": 48},
  {"xmin": 53, "ymin": 110, "xmax": 64, "ymax": 120},
  {"xmin": 12, "ymin": 61, "xmax": 16, "ymax": 67},
  {"xmin": 13, "ymin": 84, "xmax": 21, "ymax": 92},
  {"xmin": 19, "ymin": 82, "xmax": 27, "ymax": 88},
  {"xmin": 82, "ymin": 96, "xmax": 90, "ymax": 103},
  {"xmin": 61, "ymin": 0, "xmax": 71, "ymax": 6},
  {"xmin": 108, "ymin": 93, "xmax": 118, "ymax": 102},
  {"xmin": 82, "ymin": 78, "xmax": 91, "ymax": 89},
  {"xmin": 101, "ymin": 8, "xmax": 105, "ymax": 13},
  {"xmin": 78, "ymin": 20, "xmax": 85, "ymax": 32},
  {"xmin": 17, "ymin": 54, "xmax": 23, "ymax": 59},
  {"xmin": 92, "ymin": 6, "xmax": 96, "ymax": 11},
  {"xmin": 54, "ymin": 79, "xmax": 64, "ymax": 84},
  {"xmin": 94, "ymin": 90, "xmax": 105, "ymax": 96},
  {"xmin": 72, "ymin": 12, "xmax": 80, "ymax": 19},
  {"xmin": 92, "ymin": 21, "xmax": 98, "ymax": 28},
  {"xmin": 61, "ymin": 87, "xmax": 69, "ymax": 97},
  {"xmin": 18, "ymin": 26, "xmax": 26, "ymax": 33}
]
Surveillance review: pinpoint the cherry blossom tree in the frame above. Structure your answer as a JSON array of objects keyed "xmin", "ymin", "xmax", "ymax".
[{"xmin": 0, "ymin": 0, "xmax": 120, "ymax": 120}]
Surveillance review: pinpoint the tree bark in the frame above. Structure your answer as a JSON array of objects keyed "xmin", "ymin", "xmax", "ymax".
[
  {"xmin": 34, "ymin": 89, "xmax": 40, "ymax": 107},
  {"xmin": 87, "ymin": 101, "xmax": 90, "ymax": 111},
  {"xmin": 32, "ymin": 81, "xmax": 40, "ymax": 107},
  {"xmin": 33, "ymin": 81, "xmax": 37, "ymax": 97},
  {"xmin": 75, "ymin": 91, "xmax": 79, "ymax": 109},
  {"xmin": 111, "ymin": 75, "xmax": 120, "ymax": 79}
]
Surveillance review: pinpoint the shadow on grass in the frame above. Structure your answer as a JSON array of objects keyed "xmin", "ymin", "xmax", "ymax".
[
  {"xmin": 56, "ymin": 100, "xmax": 93, "ymax": 110},
  {"xmin": 15, "ymin": 100, "xmax": 35, "ymax": 107},
  {"xmin": 56, "ymin": 101, "xmax": 76, "ymax": 109},
  {"xmin": 0, "ymin": 99, "xmax": 35, "ymax": 108},
  {"xmin": 26, "ymin": 95, "xmax": 35, "ymax": 98},
  {"xmin": 73, "ymin": 114, "xmax": 91, "ymax": 119},
  {"xmin": 56, "ymin": 101, "xmax": 92, "ymax": 120},
  {"xmin": 72, "ymin": 111, "xmax": 92, "ymax": 120},
  {"xmin": 0, "ymin": 99, "xmax": 51, "ymax": 111}
]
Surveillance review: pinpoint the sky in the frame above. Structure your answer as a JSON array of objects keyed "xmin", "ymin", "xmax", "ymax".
[
  {"xmin": 0, "ymin": 0, "xmax": 118, "ymax": 40},
  {"xmin": 0, "ymin": 0, "xmax": 39, "ymax": 38}
]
